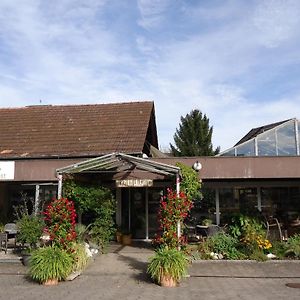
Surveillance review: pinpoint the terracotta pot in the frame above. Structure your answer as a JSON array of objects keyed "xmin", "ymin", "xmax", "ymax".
[
  {"xmin": 43, "ymin": 278, "xmax": 59, "ymax": 286},
  {"xmin": 122, "ymin": 234, "xmax": 132, "ymax": 245},
  {"xmin": 160, "ymin": 275, "xmax": 178, "ymax": 288},
  {"xmin": 116, "ymin": 232, "xmax": 122, "ymax": 243}
]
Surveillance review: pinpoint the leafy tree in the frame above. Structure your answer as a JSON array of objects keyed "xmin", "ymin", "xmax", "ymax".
[{"xmin": 170, "ymin": 109, "xmax": 220, "ymax": 156}]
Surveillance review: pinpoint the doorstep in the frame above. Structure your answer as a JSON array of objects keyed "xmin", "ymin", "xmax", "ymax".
[{"xmin": 0, "ymin": 249, "xmax": 22, "ymax": 264}]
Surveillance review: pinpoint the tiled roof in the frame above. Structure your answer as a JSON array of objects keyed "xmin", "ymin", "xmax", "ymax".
[
  {"xmin": 0, "ymin": 101, "xmax": 157, "ymax": 159},
  {"xmin": 234, "ymin": 119, "xmax": 292, "ymax": 146}
]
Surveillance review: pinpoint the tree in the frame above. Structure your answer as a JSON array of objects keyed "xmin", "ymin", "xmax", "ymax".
[{"xmin": 170, "ymin": 109, "xmax": 220, "ymax": 156}]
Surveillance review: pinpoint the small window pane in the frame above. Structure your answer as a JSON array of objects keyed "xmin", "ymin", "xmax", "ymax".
[
  {"xmin": 276, "ymin": 121, "xmax": 296, "ymax": 156},
  {"xmin": 220, "ymin": 149, "xmax": 236, "ymax": 156},
  {"xmin": 236, "ymin": 140, "xmax": 255, "ymax": 156},
  {"xmin": 257, "ymin": 130, "xmax": 276, "ymax": 156}
]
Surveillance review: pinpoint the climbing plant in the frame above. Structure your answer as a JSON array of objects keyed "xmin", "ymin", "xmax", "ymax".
[
  {"xmin": 176, "ymin": 162, "xmax": 202, "ymax": 201},
  {"xmin": 63, "ymin": 180, "xmax": 116, "ymax": 251}
]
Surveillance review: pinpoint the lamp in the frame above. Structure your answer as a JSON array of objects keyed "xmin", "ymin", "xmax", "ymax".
[{"xmin": 193, "ymin": 161, "xmax": 202, "ymax": 172}]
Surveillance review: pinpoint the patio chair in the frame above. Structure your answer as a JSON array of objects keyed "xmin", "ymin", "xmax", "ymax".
[
  {"xmin": 266, "ymin": 217, "xmax": 283, "ymax": 241},
  {"xmin": 0, "ymin": 232, "xmax": 8, "ymax": 254},
  {"xmin": 4, "ymin": 223, "xmax": 18, "ymax": 249}
]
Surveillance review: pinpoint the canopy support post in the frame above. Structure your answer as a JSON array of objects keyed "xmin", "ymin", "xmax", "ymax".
[
  {"xmin": 57, "ymin": 174, "xmax": 63, "ymax": 199},
  {"xmin": 176, "ymin": 173, "xmax": 181, "ymax": 242}
]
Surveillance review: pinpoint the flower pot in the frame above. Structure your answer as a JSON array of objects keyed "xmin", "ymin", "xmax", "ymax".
[
  {"xmin": 116, "ymin": 231, "xmax": 122, "ymax": 243},
  {"xmin": 160, "ymin": 275, "xmax": 178, "ymax": 287},
  {"xmin": 21, "ymin": 253, "xmax": 31, "ymax": 266},
  {"xmin": 122, "ymin": 234, "xmax": 132, "ymax": 245},
  {"xmin": 43, "ymin": 278, "xmax": 59, "ymax": 286}
]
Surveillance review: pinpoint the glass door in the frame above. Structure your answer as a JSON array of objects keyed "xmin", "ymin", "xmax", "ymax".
[{"xmin": 130, "ymin": 188, "xmax": 146, "ymax": 239}]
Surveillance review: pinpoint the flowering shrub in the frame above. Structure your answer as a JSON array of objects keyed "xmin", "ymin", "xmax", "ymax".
[
  {"xmin": 44, "ymin": 198, "xmax": 77, "ymax": 251},
  {"xmin": 154, "ymin": 188, "xmax": 193, "ymax": 249},
  {"xmin": 241, "ymin": 234, "xmax": 272, "ymax": 250}
]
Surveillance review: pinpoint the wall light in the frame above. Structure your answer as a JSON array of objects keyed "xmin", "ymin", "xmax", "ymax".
[{"xmin": 193, "ymin": 161, "xmax": 202, "ymax": 172}]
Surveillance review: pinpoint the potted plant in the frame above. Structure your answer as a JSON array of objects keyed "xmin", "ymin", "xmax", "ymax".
[
  {"xmin": 147, "ymin": 247, "xmax": 189, "ymax": 287},
  {"xmin": 30, "ymin": 245, "xmax": 74, "ymax": 285},
  {"xmin": 16, "ymin": 214, "xmax": 44, "ymax": 265}
]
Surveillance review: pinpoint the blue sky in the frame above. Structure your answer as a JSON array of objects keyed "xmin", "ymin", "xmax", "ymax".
[{"xmin": 0, "ymin": 0, "xmax": 300, "ymax": 151}]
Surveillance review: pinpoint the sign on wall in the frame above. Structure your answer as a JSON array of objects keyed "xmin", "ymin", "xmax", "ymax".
[
  {"xmin": 0, "ymin": 161, "xmax": 15, "ymax": 180},
  {"xmin": 116, "ymin": 179, "xmax": 153, "ymax": 188}
]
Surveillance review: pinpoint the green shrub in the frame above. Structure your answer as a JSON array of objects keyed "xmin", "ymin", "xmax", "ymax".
[
  {"xmin": 16, "ymin": 214, "xmax": 44, "ymax": 250},
  {"xmin": 147, "ymin": 247, "xmax": 189, "ymax": 284},
  {"xmin": 207, "ymin": 232, "xmax": 244, "ymax": 260},
  {"xmin": 248, "ymin": 248, "xmax": 268, "ymax": 262},
  {"xmin": 30, "ymin": 246, "xmax": 73, "ymax": 283},
  {"xmin": 285, "ymin": 234, "xmax": 300, "ymax": 258},
  {"xmin": 269, "ymin": 241, "xmax": 286, "ymax": 259},
  {"xmin": 75, "ymin": 224, "xmax": 88, "ymax": 243},
  {"xmin": 63, "ymin": 181, "xmax": 116, "ymax": 251},
  {"xmin": 72, "ymin": 242, "xmax": 89, "ymax": 272}
]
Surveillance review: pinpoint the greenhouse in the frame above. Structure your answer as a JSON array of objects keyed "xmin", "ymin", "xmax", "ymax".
[{"xmin": 219, "ymin": 118, "xmax": 300, "ymax": 157}]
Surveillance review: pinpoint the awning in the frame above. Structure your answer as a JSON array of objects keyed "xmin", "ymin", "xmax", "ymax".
[{"xmin": 56, "ymin": 152, "xmax": 180, "ymax": 177}]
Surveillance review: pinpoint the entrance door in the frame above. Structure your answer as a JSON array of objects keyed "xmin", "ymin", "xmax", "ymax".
[
  {"xmin": 121, "ymin": 188, "xmax": 146, "ymax": 239},
  {"xmin": 120, "ymin": 187, "xmax": 165, "ymax": 240},
  {"xmin": 130, "ymin": 188, "xmax": 146, "ymax": 239}
]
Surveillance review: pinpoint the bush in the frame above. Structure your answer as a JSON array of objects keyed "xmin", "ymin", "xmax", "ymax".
[
  {"xmin": 271, "ymin": 241, "xmax": 286, "ymax": 259},
  {"xmin": 63, "ymin": 181, "xmax": 116, "ymax": 251},
  {"xmin": 75, "ymin": 224, "xmax": 88, "ymax": 243},
  {"xmin": 16, "ymin": 214, "xmax": 44, "ymax": 250},
  {"xmin": 285, "ymin": 234, "xmax": 300, "ymax": 258},
  {"xmin": 72, "ymin": 242, "xmax": 89, "ymax": 272},
  {"xmin": 204, "ymin": 232, "xmax": 244, "ymax": 260},
  {"xmin": 44, "ymin": 198, "xmax": 77, "ymax": 251},
  {"xmin": 147, "ymin": 247, "xmax": 189, "ymax": 284},
  {"xmin": 30, "ymin": 246, "xmax": 73, "ymax": 283}
]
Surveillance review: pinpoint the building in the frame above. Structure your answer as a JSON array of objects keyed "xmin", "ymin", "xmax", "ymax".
[
  {"xmin": 1, "ymin": 103, "xmax": 300, "ymax": 240},
  {"xmin": 0, "ymin": 101, "xmax": 164, "ymax": 237}
]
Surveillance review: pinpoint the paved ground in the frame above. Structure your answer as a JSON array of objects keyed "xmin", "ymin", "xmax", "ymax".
[{"xmin": 1, "ymin": 243, "xmax": 300, "ymax": 300}]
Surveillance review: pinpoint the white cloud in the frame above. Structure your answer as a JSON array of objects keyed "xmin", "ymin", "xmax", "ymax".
[
  {"xmin": 137, "ymin": 0, "xmax": 171, "ymax": 29},
  {"xmin": 252, "ymin": 0, "xmax": 300, "ymax": 48},
  {"xmin": 0, "ymin": 0, "xmax": 300, "ymax": 152}
]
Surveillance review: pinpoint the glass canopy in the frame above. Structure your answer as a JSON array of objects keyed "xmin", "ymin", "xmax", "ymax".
[{"xmin": 219, "ymin": 118, "xmax": 300, "ymax": 157}]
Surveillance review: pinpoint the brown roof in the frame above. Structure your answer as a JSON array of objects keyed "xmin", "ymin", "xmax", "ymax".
[{"xmin": 0, "ymin": 101, "xmax": 158, "ymax": 159}]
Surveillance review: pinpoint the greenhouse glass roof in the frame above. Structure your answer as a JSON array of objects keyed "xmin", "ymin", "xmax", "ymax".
[{"xmin": 218, "ymin": 118, "xmax": 300, "ymax": 157}]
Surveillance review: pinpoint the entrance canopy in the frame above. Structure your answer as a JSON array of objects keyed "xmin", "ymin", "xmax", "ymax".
[
  {"xmin": 56, "ymin": 153, "xmax": 181, "ymax": 198},
  {"xmin": 56, "ymin": 152, "xmax": 180, "ymax": 177}
]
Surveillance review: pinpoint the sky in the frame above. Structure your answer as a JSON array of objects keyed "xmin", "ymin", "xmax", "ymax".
[{"xmin": 0, "ymin": 0, "xmax": 300, "ymax": 152}]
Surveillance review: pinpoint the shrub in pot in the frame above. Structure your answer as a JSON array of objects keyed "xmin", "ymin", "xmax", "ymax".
[
  {"xmin": 17, "ymin": 214, "xmax": 44, "ymax": 249},
  {"xmin": 147, "ymin": 247, "xmax": 189, "ymax": 287},
  {"xmin": 16, "ymin": 214, "xmax": 44, "ymax": 265},
  {"xmin": 30, "ymin": 245, "xmax": 74, "ymax": 285}
]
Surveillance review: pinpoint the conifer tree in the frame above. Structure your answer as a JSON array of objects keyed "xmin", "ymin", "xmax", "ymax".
[{"xmin": 170, "ymin": 109, "xmax": 220, "ymax": 156}]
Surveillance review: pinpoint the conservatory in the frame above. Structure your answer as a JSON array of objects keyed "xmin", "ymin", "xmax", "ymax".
[{"xmin": 218, "ymin": 118, "xmax": 300, "ymax": 157}]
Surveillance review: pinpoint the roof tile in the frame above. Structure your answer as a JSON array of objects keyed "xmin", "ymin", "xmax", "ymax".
[{"xmin": 0, "ymin": 101, "xmax": 156, "ymax": 158}]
